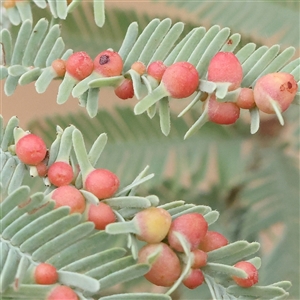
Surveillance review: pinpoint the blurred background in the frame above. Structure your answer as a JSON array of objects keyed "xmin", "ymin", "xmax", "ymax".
[{"xmin": 1, "ymin": 1, "xmax": 299, "ymax": 299}]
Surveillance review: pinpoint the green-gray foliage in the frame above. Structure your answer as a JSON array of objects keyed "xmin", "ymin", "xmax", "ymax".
[
  {"xmin": 1, "ymin": 0, "xmax": 299, "ymax": 299},
  {"xmin": 27, "ymin": 105, "xmax": 299, "ymax": 298},
  {"xmin": 1, "ymin": 14, "xmax": 299, "ymax": 135},
  {"xmin": 2, "ymin": 0, "xmax": 104, "ymax": 27},
  {"xmin": 1, "ymin": 112, "xmax": 296, "ymax": 299}
]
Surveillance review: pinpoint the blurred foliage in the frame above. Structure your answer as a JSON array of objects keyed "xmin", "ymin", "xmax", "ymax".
[{"xmin": 2, "ymin": 0, "xmax": 299, "ymax": 298}]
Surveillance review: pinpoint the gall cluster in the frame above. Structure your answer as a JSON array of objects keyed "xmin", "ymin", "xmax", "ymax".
[
  {"xmin": 52, "ymin": 50, "xmax": 129, "ymax": 99},
  {"xmin": 203, "ymin": 52, "xmax": 298, "ymax": 127},
  {"xmin": 132, "ymin": 210, "xmax": 258, "ymax": 289},
  {"xmin": 13, "ymin": 130, "xmax": 259, "ymax": 293},
  {"xmin": 52, "ymin": 49, "xmax": 298, "ymax": 130},
  {"xmin": 33, "ymin": 263, "xmax": 78, "ymax": 299},
  {"xmin": 13, "ymin": 129, "xmax": 122, "ymax": 299},
  {"xmin": 14, "ymin": 131, "xmax": 119, "ymax": 230},
  {"xmin": 52, "ymin": 50, "xmax": 200, "ymax": 101}
]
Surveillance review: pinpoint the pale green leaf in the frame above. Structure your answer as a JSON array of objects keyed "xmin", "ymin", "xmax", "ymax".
[
  {"xmin": 18, "ymin": 68, "xmax": 42, "ymax": 86},
  {"xmin": 227, "ymin": 285, "xmax": 288, "ymax": 299},
  {"xmin": 47, "ymin": 231, "xmax": 110, "ymax": 268},
  {"xmin": 0, "ymin": 242, "xmax": 9, "ymax": 273},
  {"xmin": 34, "ymin": 24, "xmax": 62, "ymax": 68},
  {"xmin": 0, "ymin": 186, "xmax": 30, "ymax": 221},
  {"xmin": 203, "ymin": 262, "xmax": 248, "ymax": 278},
  {"xmin": 204, "ymin": 210, "xmax": 220, "ymax": 225},
  {"xmin": 99, "ymin": 293, "xmax": 171, "ymax": 300},
  {"xmin": 15, "ymin": 1, "xmax": 32, "ymax": 23},
  {"xmin": 58, "ymin": 271, "xmax": 100, "ymax": 293},
  {"xmin": 22, "ymin": 18, "xmax": 49, "ymax": 67},
  {"xmin": 207, "ymin": 241, "xmax": 253, "ymax": 262},
  {"xmin": 11, "ymin": 206, "xmax": 70, "ymax": 247},
  {"xmin": 94, "ymin": 0, "xmax": 105, "ymax": 27},
  {"xmin": 0, "ymin": 157, "xmax": 17, "ymax": 194},
  {"xmin": 61, "ymin": 248, "xmax": 126, "ymax": 273},
  {"xmin": 1, "ymin": 193, "xmax": 45, "ymax": 234},
  {"xmin": 31, "ymin": 222, "xmax": 95, "ymax": 262},
  {"xmin": 1, "ymin": 201, "xmax": 55, "ymax": 240},
  {"xmin": 2, "ymin": 284, "xmax": 57, "ymax": 298},
  {"xmin": 0, "ymin": 29, "xmax": 12, "ymax": 66},
  {"xmin": 98, "ymin": 264, "xmax": 150, "ymax": 291},
  {"xmin": 0, "ymin": 115, "xmax": 18, "ymax": 152},
  {"xmin": 170, "ymin": 205, "xmax": 211, "ymax": 219},
  {"xmin": 11, "ymin": 20, "xmax": 32, "ymax": 65},
  {"xmin": 20, "ymin": 212, "xmax": 82, "ymax": 253},
  {"xmin": 123, "ymin": 18, "xmax": 161, "ymax": 71},
  {"xmin": 86, "ymin": 88, "xmax": 100, "ymax": 118},
  {"xmin": 204, "ymin": 274, "xmax": 237, "ymax": 300},
  {"xmin": 0, "ymin": 248, "xmax": 20, "ymax": 292},
  {"xmin": 13, "ymin": 256, "xmax": 30, "ymax": 290},
  {"xmin": 103, "ymin": 196, "xmax": 151, "ymax": 209},
  {"xmin": 85, "ymin": 255, "xmax": 136, "ymax": 280}
]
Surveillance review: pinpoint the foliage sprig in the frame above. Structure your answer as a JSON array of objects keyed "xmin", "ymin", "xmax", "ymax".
[
  {"xmin": 0, "ymin": 115, "xmax": 294, "ymax": 299},
  {"xmin": 1, "ymin": 17, "xmax": 299, "ymax": 137},
  {"xmin": 1, "ymin": 0, "xmax": 299, "ymax": 299}
]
